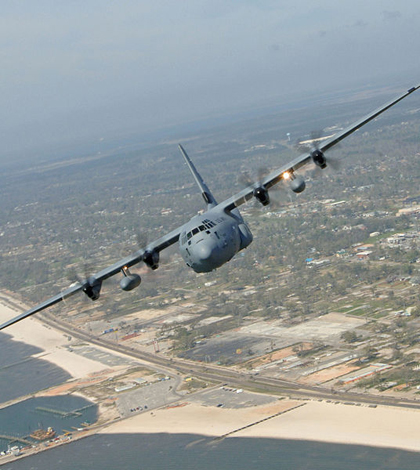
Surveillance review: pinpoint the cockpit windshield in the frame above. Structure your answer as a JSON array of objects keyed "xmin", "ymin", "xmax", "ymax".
[{"xmin": 180, "ymin": 217, "xmax": 226, "ymax": 245}]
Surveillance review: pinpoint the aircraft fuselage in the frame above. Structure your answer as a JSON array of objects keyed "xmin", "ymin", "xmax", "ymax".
[{"xmin": 179, "ymin": 207, "xmax": 253, "ymax": 273}]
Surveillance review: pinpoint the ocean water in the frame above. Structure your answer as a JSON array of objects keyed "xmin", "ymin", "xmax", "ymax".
[
  {"xmin": 3, "ymin": 433, "xmax": 420, "ymax": 470},
  {"xmin": 0, "ymin": 332, "xmax": 97, "ymax": 452},
  {"xmin": 0, "ymin": 332, "xmax": 71, "ymax": 403}
]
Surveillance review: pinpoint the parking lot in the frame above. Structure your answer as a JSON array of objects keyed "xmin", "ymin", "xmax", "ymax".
[
  {"xmin": 188, "ymin": 386, "xmax": 276, "ymax": 409},
  {"xmin": 116, "ymin": 378, "xmax": 180, "ymax": 418},
  {"xmin": 68, "ymin": 345, "xmax": 139, "ymax": 368}
]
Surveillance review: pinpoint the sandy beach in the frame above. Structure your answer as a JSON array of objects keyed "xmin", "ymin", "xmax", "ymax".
[
  {"xmin": 0, "ymin": 295, "xmax": 109, "ymax": 379},
  {"xmin": 101, "ymin": 399, "xmax": 420, "ymax": 452}
]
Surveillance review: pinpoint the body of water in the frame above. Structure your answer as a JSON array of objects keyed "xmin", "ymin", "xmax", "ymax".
[
  {"xmin": 0, "ymin": 332, "xmax": 97, "ymax": 452},
  {"xmin": 0, "ymin": 332, "xmax": 71, "ymax": 403},
  {"xmin": 3, "ymin": 433, "xmax": 420, "ymax": 470},
  {"xmin": 0, "ymin": 395, "xmax": 98, "ymax": 452}
]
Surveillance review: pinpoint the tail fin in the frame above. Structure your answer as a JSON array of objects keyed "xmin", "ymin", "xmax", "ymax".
[{"xmin": 178, "ymin": 144, "xmax": 217, "ymax": 208}]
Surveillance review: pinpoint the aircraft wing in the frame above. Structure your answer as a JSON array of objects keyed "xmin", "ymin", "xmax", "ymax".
[
  {"xmin": 221, "ymin": 84, "xmax": 420, "ymax": 212},
  {"xmin": 0, "ymin": 283, "xmax": 84, "ymax": 331},
  {"xmin": 0, "ymin": 226, "xmax": 182, "ymax": 331}
]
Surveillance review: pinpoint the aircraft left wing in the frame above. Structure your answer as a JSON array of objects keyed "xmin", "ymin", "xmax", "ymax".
[
  {"xmin": 221, "ymin": 84, "xmax": 420, "ymax": 212},
  {"xmin": 0, "ymin": 226, "xmax": 182, "ymax": 331}
]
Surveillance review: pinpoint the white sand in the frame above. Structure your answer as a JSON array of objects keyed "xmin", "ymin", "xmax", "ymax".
[
  {"xmin": 102, "ymin": 400, "xmax": 420, "ymax": 452},
  {"xmin": 0, "ymin": 298, "xmax": 108, "ymax": 379},
  {"xmin": 238, "ymin": 400, "xmax": 420, "ymax": 451}
]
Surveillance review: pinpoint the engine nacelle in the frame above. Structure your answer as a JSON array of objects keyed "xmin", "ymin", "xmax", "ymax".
[
  {"xmin": 311, "ymin": 149, "xmax": 327, "ymax": 169},
  {"xmin": 120, "ymin": 274, "xmax": 141, "ymax": 291},
  {"xmin": 253, "ymin": 187, "xmax": 270, "ymax": 206},
  {"xmin": 144, "ymin": 250, "xmax": 159, "ymax": 270},
  {"xmin": 290, "ymin": 175, "xmax": 306, "ymax": 193},
  {"xmin": 83, "ymin": 277, "xmax": 102, "ymax": 300}
]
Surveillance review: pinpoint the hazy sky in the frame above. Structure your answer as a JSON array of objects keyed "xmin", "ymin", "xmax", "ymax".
[{"xmin": 1, "ymin": 0, "xmax": 420, "ymax": 160}]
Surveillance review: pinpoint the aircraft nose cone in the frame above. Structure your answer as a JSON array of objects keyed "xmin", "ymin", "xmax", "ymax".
[{"xmin": 197, "ymin": 242, "xmax": 213, "ymax": 260}]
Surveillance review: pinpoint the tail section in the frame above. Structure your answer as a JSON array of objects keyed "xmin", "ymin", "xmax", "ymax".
[{"xmin": 178, "ymin": 144, "xmax": 217, "ymax": 209}]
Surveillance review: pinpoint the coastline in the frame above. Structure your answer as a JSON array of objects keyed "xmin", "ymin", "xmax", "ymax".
[
  {"xmin": 1, "ymin": 292, "xmax": 419, "ymax": 455},
  {"xmin": 0, "ymin": 295, "xmax": 112, "ymax": 380},
  {"xmin": 100, "ymin": 399, "xmax": 420, "ymax": 453}
]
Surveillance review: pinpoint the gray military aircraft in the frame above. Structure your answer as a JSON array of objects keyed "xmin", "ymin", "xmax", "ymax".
[{"xmin": 1, "ymin": 85, "xmax": 419, "ymax": 331}]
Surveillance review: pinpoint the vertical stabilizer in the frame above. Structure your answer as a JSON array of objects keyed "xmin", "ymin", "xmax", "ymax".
[{"xmin": 178, "ymin": 144, "xmax": 217, "ymax": 208}]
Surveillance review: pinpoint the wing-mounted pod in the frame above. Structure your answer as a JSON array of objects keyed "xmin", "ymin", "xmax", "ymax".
[
  {"xmin": 289, "ymin": 174, "xmax": 306, "ymax": 193},
  {"xmin": 120, "ymin": 266, "xmax": 141, "ymax": 291},
  {"xmin": 282, "ymin": 171, "xmax": 306, "ymax": 193}
]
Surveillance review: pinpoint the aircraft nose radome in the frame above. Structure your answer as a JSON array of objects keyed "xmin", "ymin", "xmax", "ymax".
[{"xmin": 196, "ymin": 243, "xmax": 213, "ymax": 260}]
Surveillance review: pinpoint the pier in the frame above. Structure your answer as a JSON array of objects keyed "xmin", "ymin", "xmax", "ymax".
[
  {"xmin": 35, "ymin": 403, "xmax": 96, "ymax": 418},
  {"xmin": 0, "ymin": 434, "xmax": 33, "ymax": 446},
  {"xmin": 213, "ymin": 403, "xmax": 307, "ymax": 441}
]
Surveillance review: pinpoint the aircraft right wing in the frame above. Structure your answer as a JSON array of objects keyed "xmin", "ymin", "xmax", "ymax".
[{"xmin": 221, "ymin": 84, "xmax": 420, "ymax": 212}]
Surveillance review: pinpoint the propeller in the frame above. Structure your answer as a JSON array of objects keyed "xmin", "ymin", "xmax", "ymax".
[
  {"xmin": 120, "ymin": 230, "xmax": 147, "ymax": 256},
  {"xmin": 296, "ymin": 130, "xmax": 342, "ymax": 175},
  {"xmin": 238, "ymin": 167, "xmax": 271, "ymax": 188},
  {"xmin": 67, "ymin": 262, "xmax": 91, "ymax": 286},
  {"xmin": 67, "ymin": 262, "xmax": 102, "ymax": 301},
  {"xmin": 238, "ymin": 167, "xmax": 284, "ymax": 207},
  {"xmin": 136, "ymin": 231, "xmax": 148, "ymax": 250},
  {"xmin": 124, "ymin": 230, "xmax": 160, "ymax": 271}
]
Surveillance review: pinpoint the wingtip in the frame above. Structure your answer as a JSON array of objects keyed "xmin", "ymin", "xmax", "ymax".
[
  {"xmin": 178, "ymin": 144, "xmax": 188, "ymax": 158},
  {"xmin": 407, "ymin": 85, "xmax": 420, "ymax": 93}
]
